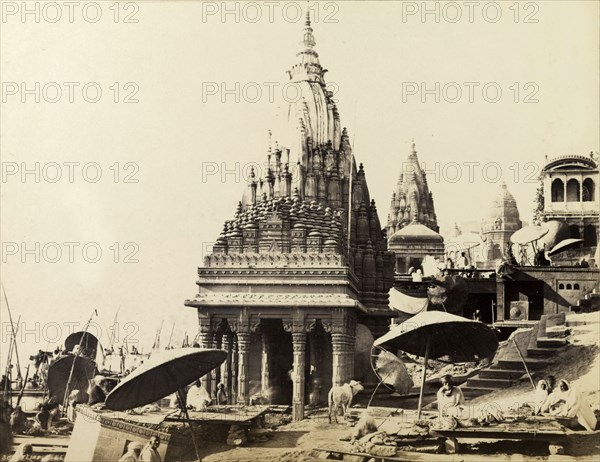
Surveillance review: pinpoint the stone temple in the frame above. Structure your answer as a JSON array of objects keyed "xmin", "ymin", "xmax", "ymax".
[
  {"xmin": 385, "ymin": 142, "xmax": 444, "ymax": 273},
  {"xmin": 481, "ymin": 181, "xmax": 523, "ymax": 264},
  {"xmin": 185, "ymin": 14, "xmax": 395, "ymax": 421}
]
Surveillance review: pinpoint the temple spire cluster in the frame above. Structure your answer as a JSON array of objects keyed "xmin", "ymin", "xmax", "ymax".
[{"xmin": 210, "ymin": 11, "xmax": 394, "ymax": 300}]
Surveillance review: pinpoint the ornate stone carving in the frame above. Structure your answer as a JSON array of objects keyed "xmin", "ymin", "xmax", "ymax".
[
  {"xmin": 204, "ymin": 252, "xmax": 345, "ymax": 268},
  {"xmin": 191, "ymin": 292, "xmax": 356, "ymax": 307},
  {"xmin": 76, "ymin": 405, "xmax": 171, "ymax": 441},
  {"xmin": 283, "ymin": 318, "xmax": 316, "ymax": 334}
]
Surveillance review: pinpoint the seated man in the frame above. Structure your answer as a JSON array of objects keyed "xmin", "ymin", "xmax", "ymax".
[
  {"xmin": 186, "ymin": 380, "xmax": 211, "ymax": 410},
  {"xmin": 437, "ymin": 375, "xmax": 464, "ymax": 418},
  {"xmin": 140, "ymin": 436, "xmax": 162, "ymax": 462}
]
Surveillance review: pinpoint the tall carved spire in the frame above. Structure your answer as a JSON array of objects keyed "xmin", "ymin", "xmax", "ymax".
[{"xmin": 288, "ymin": 10, "xmax": 325, "ymax": 83}]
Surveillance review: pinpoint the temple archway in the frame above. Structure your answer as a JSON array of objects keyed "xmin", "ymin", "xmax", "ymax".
[
  {"xmin": 551, "ymin": 179, "xmax": 564, "ymax": 202},
  {"xmin": 566, "ymin": 179, "xmax": 580, "ymax": 202}
]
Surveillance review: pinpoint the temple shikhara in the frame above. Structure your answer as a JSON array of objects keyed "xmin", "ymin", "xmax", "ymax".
[
  {"xmin": 185, "ymin": 13, "xmax": 395, "ymax": 420},
  {"xmin": 385, "ymin": 143, "xmax": 444, "ymax": 273}
]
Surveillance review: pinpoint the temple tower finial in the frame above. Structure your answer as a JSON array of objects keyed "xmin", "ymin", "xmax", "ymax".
[{"xmin": 301, "ymin": 10, "xmax": 316, "ymax": 50}]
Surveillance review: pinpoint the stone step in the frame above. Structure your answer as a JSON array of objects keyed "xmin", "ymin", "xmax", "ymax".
[
  {"xmin": 477, "ymin": 368, "xmax": 528, "ymax": 380},
  {"xmin": 460, "ymin": 386, "xmax": 497, "ymax": 398},
  {"xmin": 497, "ymin": 358, "xmax": 548, "ymax": 371},
  {"xmin": 536, "ymin": 337, "xmax": 568, "ymax": 348},
  {"xmin": 545, "ymin": 326, "xmax": 569, "ymax": 338},
  {"xmin": 466, "ymin": 377, "xmax": 514, "ymax": 389},
  {"xmin": 527, "ymin": 347, "xmax": 558, "ymax": 357}
]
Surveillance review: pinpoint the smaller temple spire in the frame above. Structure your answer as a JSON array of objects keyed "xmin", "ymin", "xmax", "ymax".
[{"xmin": 301, "ymin": 11, "xmax": 316, "ymax": 50}]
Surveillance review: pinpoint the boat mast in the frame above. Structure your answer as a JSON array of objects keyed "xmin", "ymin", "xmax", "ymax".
[
  {"xmin": 108, "ymin": 307, "xmax": 120, "ymax": 351},
  {"xmin": 166, "ymin": 323, "xmax": 175, "ymax": 349},
  {"xmin": 2, "ymin": 286, "xmax": 22, "ymax": 400}
]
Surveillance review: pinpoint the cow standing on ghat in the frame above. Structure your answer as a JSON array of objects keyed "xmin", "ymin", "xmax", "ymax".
[{"xmin": 328, "ymin": 380, "xmax": 364, "ymax": 423}]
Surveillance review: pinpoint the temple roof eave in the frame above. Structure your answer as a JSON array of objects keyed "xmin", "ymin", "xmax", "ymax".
[{"xmin": 184, "ymin": 294, "xmax": 368, "ymax": 313}]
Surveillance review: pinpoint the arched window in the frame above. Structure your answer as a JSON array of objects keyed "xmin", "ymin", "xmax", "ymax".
[
  {"xmin": 566, "ymin": 284, "xmax": 572, "ymax": 290},
  {"xmin": 570, "ymin": 225, "xmax": 581, "ymax": 239},
  {"xmin": 566, "ymin": 179, "xmax": 580, "ymax": 202},
  {"xmin": 558, "ymin": 283, "xmax": 564, "ymax": 289},
  {"xmin": 582, "ymin": 178, "xmax": 595, "ymax": 202},
  {"xmin": 584, "ymin": 225, "xmax": 598, "ymax": 247},
  {"xmin": 551, "ymin": 179, "xmax": 564, "ymax": 202},
  {"xmin": 574, "ymin": 284, "xmax": 580, "ymax": 290}
]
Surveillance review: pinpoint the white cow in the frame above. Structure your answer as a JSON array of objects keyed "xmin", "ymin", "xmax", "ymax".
[{"xmin": 328, "ymin": 380, "xmax": 364, "ymax": 423}]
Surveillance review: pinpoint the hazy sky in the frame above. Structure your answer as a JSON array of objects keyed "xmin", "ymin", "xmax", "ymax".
[{"xmin": 1, "ymin": 1, "xmax": 598, "ymax": 366}]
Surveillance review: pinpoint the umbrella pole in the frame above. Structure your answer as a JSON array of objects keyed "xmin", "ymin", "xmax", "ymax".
[
  {"xmin": 177, "ymin": 392, "xmax": 202, "ymax": 461},
  {"xmin": 417, "ymin": 337, "xmax": 430, "ymax": 420}
]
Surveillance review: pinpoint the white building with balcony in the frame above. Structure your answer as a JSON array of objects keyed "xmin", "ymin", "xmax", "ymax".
[{"xmin": 542, "ymin": 153, "xmax": 598, "ymax": 259}]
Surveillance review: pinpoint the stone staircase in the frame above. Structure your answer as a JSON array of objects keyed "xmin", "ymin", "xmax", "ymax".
[{"xmin": 461, "ymin": 313, "xmax": 568, "ymax": 399}]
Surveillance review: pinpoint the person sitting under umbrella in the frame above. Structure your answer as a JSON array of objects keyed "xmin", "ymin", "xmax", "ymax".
[
  {"xmin": 216, "ymin": 382, "xmax": 228, "ymax": 405},
  {"xmin": 437, "ymin": 375, "xmax": 464, "ymax": 418},
  {"xmin": 186, "ymin": 379, "xmax": 211, "ymax": 410}
]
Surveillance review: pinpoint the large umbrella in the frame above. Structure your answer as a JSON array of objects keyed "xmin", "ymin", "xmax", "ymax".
[
  {"xmin": 374, "ymin": 311, "xmax": 498, "ymax": 418},
  {"xmin": 47, "ymin": 354, "xmax": 96, "ymax": 401},
  {"xmin": 510, "ymin": 225, "xmax": 549, "ymax": 245},
  {"xmin": 65, "ymin": 331, "xmax": 100, "ymax": 361},
  {"xmin": 105, "ymin": 348, "xmax": 226, "ymax": 410},
  {"xmin": 511, "ymin": 226, "xmax": 549, "ymax": 264},
  {"xmin": 106, "ymin": 348, "xmax": 226, "ymax": 462},
  {"xmin": 547, "ymin": 238, "xmax": 584, "ymax": 256}
]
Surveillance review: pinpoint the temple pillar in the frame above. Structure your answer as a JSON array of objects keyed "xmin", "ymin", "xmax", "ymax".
[
  {"xmin": 331, "ymin": 333, "xmax": 344, "ymax": 387},
  {"xmin": 236, "ymin": 332, "xmax": 251, "ymax": 405},
  {"xmin": 231, "ymin": 335, "xmax": 238, "ymax": 404},
  {"xmin": 211, "ymin": 331, "xmax": 222, "ymax": 399},
  {"xmin": 261, "ymin": 332, "xmax": 270, "ymax": 400},
  {"xmin": 197, "ymin": 331, "xmax": 213, "ymax": 396},
  {"xmin": 327, "ymin": 310, "xmax": 356, "ymax": 386},
  {"xmin": 221, "ymin": 333, "xmax": 232, "ymax": 403},
  {"xmin": 284, "ymin": 314, "xmax": 316, "ymax": 421},
  {"xmin": 291, "ymin": 332, "xmax": 307, "ymax": 421}
]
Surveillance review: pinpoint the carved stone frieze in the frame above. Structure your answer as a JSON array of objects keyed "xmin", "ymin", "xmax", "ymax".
[
  {"xmin": 190, "ymin": 292, "xmax": 357, "ymax": 307},
  {"xmin": 203, "ymin": 252, "xmax": 344, "ymax": 268}
]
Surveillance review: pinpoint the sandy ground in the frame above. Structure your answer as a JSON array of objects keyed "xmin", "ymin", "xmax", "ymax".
[
  {"xmin": 200, "ymin": 410, "xmax": 349, "ymax": 462},
  {"xmin": 200, "ymin": 312, "xmax": 600, "ymax": 462}
]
